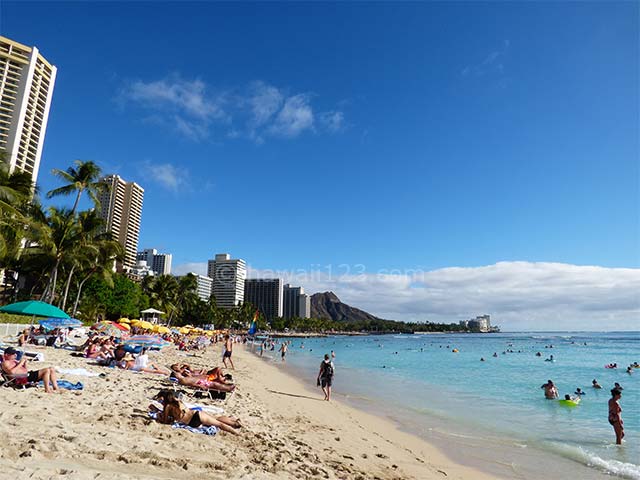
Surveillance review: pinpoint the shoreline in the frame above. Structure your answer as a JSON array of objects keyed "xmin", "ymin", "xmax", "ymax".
[
  {"xmin": 0, "ymin": 338, "xmax": 500, "ymax": 479},
  {"xmin": 250, "ymin": 338, "xmax": 619, "ymax": 480}
]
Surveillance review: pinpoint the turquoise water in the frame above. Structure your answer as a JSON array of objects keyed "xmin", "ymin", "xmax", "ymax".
[{"xmin": 251, "ymin": 332, "xmax": 639, "ymax": 479}]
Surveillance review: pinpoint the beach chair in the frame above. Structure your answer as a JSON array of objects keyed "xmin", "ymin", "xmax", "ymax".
[
  {"xmin": 165, "ymin": 374, "xmax": 229, "ymax": 401},
  {"xmin": 0, "ymin": 371, "xmax": 37, "ymax": 390}
]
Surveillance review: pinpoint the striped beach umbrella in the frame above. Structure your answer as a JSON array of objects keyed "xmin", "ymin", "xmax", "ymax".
[
  {"xmin": 124, "ymin": 335, "xmax": 171, "ymax": 348},
  {"xmin": 91, "ymin": 321, "xmax": 124, "ymax": 338}
]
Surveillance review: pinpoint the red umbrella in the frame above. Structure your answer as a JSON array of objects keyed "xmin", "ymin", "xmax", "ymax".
[{"xmin": 110, "ymin": 321, "xmax": 129, "ymax": 332}]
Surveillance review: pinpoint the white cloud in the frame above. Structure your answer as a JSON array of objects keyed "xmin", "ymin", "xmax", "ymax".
[
  {"xmin": 247, "ymin": 81, "xmax": 284, "ymax": 127},
  {"xmin": 240, "ymin": 261, "xmax": 640, "ymax": 331},
  {"xmin": 267, "ymin": 94, "xmax": 314, "ymax": 138},
  {"xmin": 125, "ymin": 76, "xmax": 226, "ymax": 120},
  {"xmin": 147, "ymin": 162, "xmax": 187, "ymax": 192},
  {"xmin": 319, "ymin": 111, "xmax": 345, "ymax": 133},
  {"xmin": 119, "ymin": 77, "xmax": 344, "ymax": 142}
]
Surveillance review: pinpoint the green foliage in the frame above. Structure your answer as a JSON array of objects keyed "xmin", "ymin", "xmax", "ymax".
[
  {"xmin": 81, "ymin": 274, "xmax": 148, "ymax": 321},
  {"xmin": 0, "ymin": 312, "xmax": 34, "ymax": 324}
]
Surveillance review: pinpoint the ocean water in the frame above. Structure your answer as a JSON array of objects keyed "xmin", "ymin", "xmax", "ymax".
[{"xmin": 249, "ymin": 332, "xmax": 639, "ymax": 479}]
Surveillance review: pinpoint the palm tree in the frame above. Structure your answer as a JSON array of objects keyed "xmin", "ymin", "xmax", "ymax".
[
  {"xmin": 38, "ymin": 207, "xmax": 83, "ymax": 303},
  {"xmin": 46, "ymin": 160, "xmax": 104, "ymax": 214},
  {"xmin": 0, "ymin": 151, "xmax": 36, "ymax": 265},
  {"xmin": 71, "ymin": 239, "xmax": 124, "ymax": 317},
  {"xmin": 59, "ymin": 210, "xmax": 108, "ymax": 311},
  {"xmin": 143, "ymin": 275, "xmax": 180, "ymax": 321}
]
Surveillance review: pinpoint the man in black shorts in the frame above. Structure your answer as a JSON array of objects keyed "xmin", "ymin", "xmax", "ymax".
[
  {"xmin": 317, "ymin": 353, "xmax": 335, "ymax": 401},
  {"xmin": 1, "ymin": 347, "xmax": 59, "ymax": 393},
  {"xmin": 222, "ymin": 335, "xmax": 234, "ymax": 370}
]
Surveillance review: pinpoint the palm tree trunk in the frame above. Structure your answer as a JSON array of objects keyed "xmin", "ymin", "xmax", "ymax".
[
  {"xmin": 40, "ymin": 256, "xmax": 62, "ymax": 304},
  {"xmin": 72, "ymin": 275, "xmax": 88, "ymax": 317},
  {"xmin": 60, "ymin": 264, "xmax": 76, "ymax": 311},
  {"xmin": 71, "ymin": 189, "xmax": 83, "ymax": 216}
]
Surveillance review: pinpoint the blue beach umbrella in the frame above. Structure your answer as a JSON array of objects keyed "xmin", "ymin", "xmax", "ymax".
[
  {"xmin": 39, "ymin": 317, "xmax": 83, "ymax": 330},
  {"xmin": 0, "ymin": 300, "xmax": 70, "ymax": 319},
  {"xmin": 124, "ymin": 335, "xmax": 170, "ymax": 349}
]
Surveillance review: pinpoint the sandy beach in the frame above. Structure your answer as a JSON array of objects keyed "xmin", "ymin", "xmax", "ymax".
[{"xmin": 0, "ymin": 340, "xmax": 500, "ymax": 480}]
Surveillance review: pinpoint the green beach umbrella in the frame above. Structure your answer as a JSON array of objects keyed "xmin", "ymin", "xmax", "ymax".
[{"xmin": 0, "ymin": 300, "xmax": 70, "ymax": 319}]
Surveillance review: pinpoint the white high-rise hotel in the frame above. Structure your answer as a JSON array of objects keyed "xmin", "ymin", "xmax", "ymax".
[
  {"xmin": 207, "ymin": 253, "xmax": 246, "ymax": 308},
  {"xmin": 98, "ymin": 175, "xmax": 144, "ymax": 271},
  {"xmin": 0, "ymin": 36, "xmax": 57, "ymax": 185}
]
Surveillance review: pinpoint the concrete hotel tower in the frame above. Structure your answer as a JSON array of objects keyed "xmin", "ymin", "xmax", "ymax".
[
  {"xmin": 97, "ymin": 175, "xmax": 144, "ymax": 271},
  {"xmin": 0, "ymin": 36, "xmax": 57, "ymax": 186}
]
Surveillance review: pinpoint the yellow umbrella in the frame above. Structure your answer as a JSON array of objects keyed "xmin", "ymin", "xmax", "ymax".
[
  {"xmin": 179, "ymin": 327, "xmax": 191, "ymax": 335},
  {"xmin": 119, "ymin": 323, "xmax": 131, "ymax": 331},
  {"xmin": 118, "ymin": 318, "xmax": 130, "ymax": 324},
  {"xmin": 156, "ymin": 326, "xmax": 170, "ymax": 334},
  {"xmin": 138, "ymin": 321, "xmax": 154, "ymax": 330}
]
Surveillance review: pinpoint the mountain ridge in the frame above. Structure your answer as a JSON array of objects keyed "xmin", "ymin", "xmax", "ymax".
[{"xmin": 310, "ymin": 291, "xmax": 383, "ymax": 322}]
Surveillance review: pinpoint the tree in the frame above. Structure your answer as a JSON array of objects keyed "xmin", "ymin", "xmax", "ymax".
[
  {"xmin": 46, "ymin": 160, "xmax": 104, "ymax": 215},
  {"xmin": 71, "ymin": 238, "xmax": 124, "ymax": 317},
  {"xmin": 0, "ymin": 150, "xmax": 36, "ymax": 267},
  {"xmin": 81, "ymin": 274, "xmax": 147, "ymax": 320},
  {"xmin": 38, "ymin": 207, "xmax": 83, "ymax": 303}
]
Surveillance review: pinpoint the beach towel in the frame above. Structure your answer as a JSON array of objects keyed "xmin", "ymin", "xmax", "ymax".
[
  {"xmin": 39, "ymin": 379, "xmax": 83, "ymax": 390},
  {"xmin": 172, "ymin": 422, "xmax": 218, "ymax": 435},
  {"xmin": 149, "ymin": 400, "xmax": 224, "ymax": 415},
  {"xmin": 183, "ymin": 402, "xmax": 224, "ymax": 415},
  {"xmin": 147, "ymin": 411, "xmax": 218, "ymax": 435},
  {"xmin": 55, "ymin": 367, "xmax": 100, "ymax": 377}
]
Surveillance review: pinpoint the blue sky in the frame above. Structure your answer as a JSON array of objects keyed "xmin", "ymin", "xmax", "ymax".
[{"xmin": 3, "ymin": 2, "xmax": 639, "ymax": 328}]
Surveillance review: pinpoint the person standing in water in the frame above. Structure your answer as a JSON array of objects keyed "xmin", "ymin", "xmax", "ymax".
[
  {"xmin": 222, "ymin": 334, "xmax": 235, "ymax": 370},
  {"xmin": 279, "ymin": 342, "xmax": 287, "ymax": 362},
  {"xmin": 317, "ymin": 353, "xmax": 335, "ymax": 401},
  {"xmin": 608, "ymin": 388, "xmax": 624, "ymax": 445},
  {"xmin": 540, "ymin": 379, "xmax": 558, "ymax": 399}
]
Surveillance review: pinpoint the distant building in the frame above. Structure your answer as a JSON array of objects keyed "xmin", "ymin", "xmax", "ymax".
[
  {"xmin": 207, "ymin": 253, "xmax": 246, "ymax": 308},
  {"xmin": 0, "ymin": 36, "xmax": 57, "ymax": 187},
  {"xmin": 244, "ymin": 278, "xmax": 283, "ymax": 321},
  {"xmin": 136, "ymin": 248, "xmax": 172, "ymax": 275},
  {"xmin": 192, "ymin": 273, "xmax": 213, "ymax": 302},
  {"xmin": 467, "ymin": 315, "xmax": 491, "ymax": 333},
  {"xmin": 97, "ymin": 175, "xmax": 144, "ymax": 271},
  {"xmin": 283, "ymin": 284, "xmax": 311, "ymax": 319},
  {"xmin": 129, "ymin": 260, "xmax": 155, "ymax": 278}
]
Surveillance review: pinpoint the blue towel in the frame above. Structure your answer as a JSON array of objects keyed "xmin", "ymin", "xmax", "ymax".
[{"xmin": 39, "ymin": 379, "xmax": 83, "ymax": 390}]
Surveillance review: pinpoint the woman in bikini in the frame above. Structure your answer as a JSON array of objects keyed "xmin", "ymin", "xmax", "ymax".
[
  {"xmin": 608, "ymin": 388, "xmax": 624, "ymax": 445},
  {"xmin": 170, "ymin": 367, "xmax": 236, "ymax": 392},
  {"xmin": 154, "ymin": 391, "xmax": 241, "ymax": 434}
]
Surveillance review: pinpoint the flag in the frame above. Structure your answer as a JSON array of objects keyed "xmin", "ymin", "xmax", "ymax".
[{"xmin": 248, "ymin": 310, "xmax": 258, "ymax": 335}]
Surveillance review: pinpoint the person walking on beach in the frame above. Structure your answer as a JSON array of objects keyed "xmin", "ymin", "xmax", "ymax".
[
  {"xmin": 317, "ymin": 353, "xmax": 335, "ymax": 401},
  {"xmin": 608, "ymin": 388, "xmax": 624, "ymax": 445},
  {"xmin": 279, "ymin": 342, "xmax": 287, "ymax": 362},
  {"xmin": 223, "ymin": 335, "xmax": 235, "ymax": 370}
]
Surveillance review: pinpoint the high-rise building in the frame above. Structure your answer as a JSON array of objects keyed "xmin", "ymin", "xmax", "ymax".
[
  {"xmin": 244, "ymin": 278, "xmax": 283, "ymax": 321},
  {"xmin": 98, "ymin": 175, "xmax": 144, "ymax": 271},
  {"xmin": 136, "ymin": 248, "xmax": 172, "ymax": 275},
  {"xmin": 0, "ymin": 36, "xmax": 57, "ymax": 185},
  {"xmin": 283, "ymin": 284, "xmax": 311, "ymax": 319},
  {"xmin": 192, "ymin": 273, "xmax": 213, "ymax": 302},
  {"xmin": 207, "ymin": 253, "xmax": 246, "ymax": 308}
]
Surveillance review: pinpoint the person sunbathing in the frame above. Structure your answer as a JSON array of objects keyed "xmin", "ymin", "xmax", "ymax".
[
  {"xmin": 170, "ymin": 368, "xmax": 235, "ymax": 392},
  {"xmin": 1, "ymin": 347, "xmax": 59, "ymax": 393},
  {"xmin": 127, "ymin": 348, "xmax": 169, "ymax": 374},
  {"xmin": 151, "ymin": 390, "xmax": 241, "ymax": 434}
]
